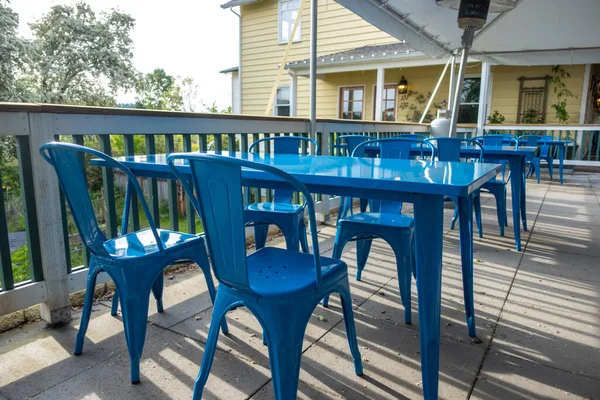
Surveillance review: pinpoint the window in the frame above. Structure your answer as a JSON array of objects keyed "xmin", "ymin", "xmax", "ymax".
[
  {"xmin": 279, "ymin": 0, "xmax": 301, "ymax": 44},
  {"xmin": 458, "ymin": 77, "xmax": 481, "ymax": 124},
  {"xmin": 340, "ymin": 87, "xmax": 364, "ymax": 120},
  {"xmin": 373, "ymin": 85, "xmax": 397, "ymax": 121},
  {"xmin": 275, "ymin": 86, "xmax": 290, "ymax": 116},
  {"xmin": 516, "ymin": 76, "xmax": 550, "ymax": 123}
]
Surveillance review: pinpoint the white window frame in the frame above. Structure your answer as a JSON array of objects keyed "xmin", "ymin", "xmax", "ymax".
[
  {"xmin": 278, "ymin": 0, "xmax": 301, "ymax": 44},
  {"xmin": 458, "ymin": 74, "xmax": 481, "ymax": 123},
  {"xmin": 274, "ymin": 86, "xmax": 291, "ymax": 116},
  {"xmin": 371, "ymin": 83, "xmax": 398, "ymax": 121}
]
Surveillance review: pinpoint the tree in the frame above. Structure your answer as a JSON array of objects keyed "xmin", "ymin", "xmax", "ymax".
[
  {"xmin": 135, "ymin": 68, "xmax": 183, "ymax": 110},
  {"xmin": 0, "ymin": 1, "xmax": 31, "ymax": 102},
  {"xmin": 26, "ymin": 2, "xmax": 137, "ymax": 106},
  {"xmin": 180, "ymin": 77, "xmax": 199, "ymax": 112},
  {"xmin": 549, "ymin": 65, "xmax": 576, "ymax": 124}
]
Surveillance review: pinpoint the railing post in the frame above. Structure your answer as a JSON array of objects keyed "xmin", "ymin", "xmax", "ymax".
[
  {"xmin": 28, "ymin": 112, "xmax": 71, "ymax": 324},
  {"xmin": 317, "ymin": 122, "xmax": 330, "ymax": 222}
]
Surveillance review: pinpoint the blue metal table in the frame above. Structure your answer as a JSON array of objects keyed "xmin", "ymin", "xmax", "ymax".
[
  {"xmin": 361, "ymin": 144, "xmax": 536, "ymax": 251},
  {"xmin": 93, "ymin": 152, "xmax": 501, "ymax": 400},
  {"xmin": 512, "ymin": 138, "xmax": 571, "ymax": 184}
]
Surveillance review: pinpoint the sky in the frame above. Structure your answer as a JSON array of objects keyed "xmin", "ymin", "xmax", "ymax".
[{"xmin": 12, "ymin": 0, "xmax": 240, "ymax": 110}]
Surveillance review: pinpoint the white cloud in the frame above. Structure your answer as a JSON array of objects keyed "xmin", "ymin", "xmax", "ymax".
[{"xmin": 12, "ymin": 0, "xmax": 239, "ymax": 110}]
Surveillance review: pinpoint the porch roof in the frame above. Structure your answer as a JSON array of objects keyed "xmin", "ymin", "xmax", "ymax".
[
  {"xmin": 220, "ymin": 0, "xmax": 261, "ymax": 9},
  {"xmin": 286, "ymin": 42, "xmax": 432, "ymax": 73}
]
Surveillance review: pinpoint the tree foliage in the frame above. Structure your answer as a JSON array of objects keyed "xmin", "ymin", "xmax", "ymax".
[
  {"xmin": 25, "ymin": 2, "xmax": 137, "ymax": 105},
  {"xmin": 0, "ymin": 2, "xmax": 30, "ymax": 102},
  {"xmin": 549, "ymin": 65, "xmax": 576, "ymax": 124},
  {"xmin": 135, "ymin": 68, "xmax": 183, "ymax": 110}
]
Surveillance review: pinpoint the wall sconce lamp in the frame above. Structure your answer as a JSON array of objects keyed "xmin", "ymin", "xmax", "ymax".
[{"xmin": 397, "ymin": 76, "xmax": 408, "ymax": 94}]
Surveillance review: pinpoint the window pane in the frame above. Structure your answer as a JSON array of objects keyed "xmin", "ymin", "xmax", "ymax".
[
  {"xmin": 343, "ymin": 102, "xmax": 349, "ymax": 112},
  {"xmin": 343, "ymin": 90, "xmax": 349, "ymax": 101},
  {"xmin": 277, "ymin": 106, "xmax": 290, "ymax": 117},
  {"xmin": 342, "ymin": 112, "xmax": 351, "ymax": 119},
  {"xmin": 383, "ymin": 111, "xmax": 395, "ymax": 121},
  {"xmin": 277, "ymin": 87, "xmax": 290, "ymax": 104},
  {"xmin": 386, "ymin": 88, "xmax": 395, "ymax": 99},
  {"xmin": 353, "ymin": 111, "xmax": 363, "ymax": 120},
  {"xmin": 353, "ymin": 90, "xmax": 363, "ymax": 101},
  {"xmin": 385, "ymin": 100, "xmax": 395, "ymax": 111},
  {"xmin": 457, "ymin": 104, "xmax": 479, "ymax": 123},
  {"xmin": 461, "ymin": 78, "xmax": 481, "ymax": 103},
  {"xmin": 353, "ymin": 101, "xmax": 363, "ymax": 113},
  {"xmin": 280, "ymin": 0, "xmax": 300, "ymax": 42}
]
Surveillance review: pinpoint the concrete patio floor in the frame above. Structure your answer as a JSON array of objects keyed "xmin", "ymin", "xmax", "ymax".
[{"xmin": 1, "ymin": 172, "xmax": 599, "ymax": 400}]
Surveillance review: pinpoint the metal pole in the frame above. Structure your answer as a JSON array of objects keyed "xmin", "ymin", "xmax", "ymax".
[
  {"xmin": 375, "ymin": 67, "xmax": 384, "ymax": 121},
  {"xmin": 448, "ymin": 52, "xmax": 456, "ymax": 116},
  {"xmin": 309, "ymin": 0, "xmax": 318, "ymax": 141},
  {"xmin": 419, "ymin": 57, "xmax": 452, "ymax": 123},
  {"xmin": 449, "ymin": 29, "xmax": 474, "ymax": 137}
]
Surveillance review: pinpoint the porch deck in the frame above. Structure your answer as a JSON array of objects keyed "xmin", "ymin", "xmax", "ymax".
[{"xmin": 0, "ymin": 173, "xmax": 599, "ymax": 400}]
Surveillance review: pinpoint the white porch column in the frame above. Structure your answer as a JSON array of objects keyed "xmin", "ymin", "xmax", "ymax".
[
  {"xmin": 576, "ymin": 64, "xmax": 592, "ymax": 159},
  {"xmin": 375, "ymin": 67, "xmax": 385, "ymax": 121},
  {"xmin": 476, "ymin": 61, "xmax": 491, "ymax": 135},
  {"xmin": 289, "ymin": 71, "xmax": 298, "ymax": 117}
]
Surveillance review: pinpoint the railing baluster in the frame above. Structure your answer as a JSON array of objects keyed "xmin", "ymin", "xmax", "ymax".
[
  {"xmin": 145, "ymin": 135, "xmax": 160, "ymax": 227},
  {"xmin": 214, "ymin": 134, "xmax": 223, "ymax": 154},
  {"xmin": 228, "ymin": 133, "xmax": 236, "ymax": 154},
  {"xmin": 199, "ymin": 135, "xmax": 207, "ymax": 153},
  {"xmin": 251, "ymin": 134, "xmax": 260, "ymax": 203},
  {"xmin": 182, "ymin": 134, "xmax": 196, "ymax": 234},
  {"xmin": 123, "ymin": 135, "xmax": 140, "ymax": 231},
  {"xmin": 165, "ymin": 135, "xmax": 179, "ymax": 231},
  {"xmin": 0, "ymin": 169, "xmax": 14, "ymax": 291},
  {"xmin": 100, "ymin": 135, "xmax": 118, "ymax": 238},
  {"xmin": 264, "ymin": 133, "xmax": 273, "ymax": 202},
  {"xmin": 16, "ymin": 136, "xmax": 43, "ymax": 282},
  {"xmin": 71, "ymin": 135, "xmax": 90, "ymax": 269},
  {"xmin": 596, "ymin": 132, "xmax": 600, "ymax": 162}
]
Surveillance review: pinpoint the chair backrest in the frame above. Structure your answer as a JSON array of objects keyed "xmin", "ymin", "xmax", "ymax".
[
  {"xmin": 40, "ymin": 142, "xmax": 164, "ymax": 258},
  {"xmin": 352, "ymin": 138, "xmax": 434, "ymax": 214},
  {"xmin": 167, "ymin": 153, "xmax": 323, "ymax": 293},
  {"xmin": 519, "ymin": 135, "xmax": 548, "ymax": 156},
  {"xmin": 336, "ymin": 135, "xmax": 372, "ymax": 157},
  {"xmin": 248, "ymin": 136, "xmax": 319, "ymax": 204},
  {"xmin": 425, "ymin": 137, "xmax": 483, "ymax": 162}
]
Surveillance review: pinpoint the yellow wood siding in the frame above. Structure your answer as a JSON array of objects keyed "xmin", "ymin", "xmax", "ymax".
[
  {"xmin": 490, "ymin": 65, "xmax": 585, "ymax": 124},
  {"xmin": 240, "ymin": 0, "xmax": 397, "ymax": 115}
]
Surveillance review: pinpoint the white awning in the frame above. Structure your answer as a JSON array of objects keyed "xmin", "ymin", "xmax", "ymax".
[{"xmin": 334, "ymin": 0, "xmax": 600, "ymax": 65}]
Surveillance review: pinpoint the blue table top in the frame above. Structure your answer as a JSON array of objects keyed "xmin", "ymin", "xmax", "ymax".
[
  {"xmin": 361, "ymin": 144, "xmax": 536, "ymax": 156},
  {"xmin": 97, "ymin": 152, "xmax": 502, "ymax": 197}
]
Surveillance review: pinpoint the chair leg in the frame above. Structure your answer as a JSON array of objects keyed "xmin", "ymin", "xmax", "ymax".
[
  {"xmin": 192, "ymin": 249, "xmax": 229, "ymax": 335},
  {"xmin": 253, "ymin": 224, "xmax": 269, "ymax": 250},
  {"xmin": 192, "ymin": 290, "xmax": 233, "ymax": 400},
  {"xmin": 74, "ymin": 259, "xmax": 102, "ymax": 356},
  {"xmin": 474, "ymin": 194, "xmax": 483, "ymax": 239},
  {"xmin": 111, "ymin": 288, "xmax": 119, "ymax": 316},
  {"xmin": 323, "ymin": 227, "xmax": 348, "ymax": 308},
  {"xmin": 337, "ymin": 278, "xmax": 363, "ymax": 375},
  {"xmin": 299, "ymin": 219, "xmax": 309, "ymax": 254},
  {"xmin": 278, "ymin": 219, "xmax": 301, "ymax": 252},
  {"xmin": 547, "ymin": 159, "xmax": 554, "ymax": 180},
  {"xmin": 262, "ymin": 306, "xmax": 311, "ymax": 400},
  {"xmin": 151, "ymin": 273, "xmax": 164, "ymax": 313},
  {"xmin": 115, "ymin": 279, "xmax": 154, "ymax": 384},
  {"xmin": 450, "ymin": 207, "xmax": 458, "ymax": 230},
  {"xmin": 390, "ymin": 239, "xmax": 412, "ymax": 325},
  {"xmin": 534, "ymin": 160, "xmax": 541, "ymax": 183},
  {"xmin": 355, "ymin": 238, "xmax": 373, "ymax": 281}
]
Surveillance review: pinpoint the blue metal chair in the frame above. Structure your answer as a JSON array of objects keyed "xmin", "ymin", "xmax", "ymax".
[
  {"xmin": 167, "ymin": 153, "xmax": 363, "ymax": 400},
  {"xmin": 245, "ymin": 136, "xmax": 318, "ymax": 252},
  {"xmin": 335, "ymin": 135, "xmax": 373, "ymax": 220},
  {"xmin": 425, "ymin": 137, "xmax": 484, "ymax": 237},
  {"xmin": 40, "ymin": 142, "xmax": 227, "ymax": 384},
  {"xmin": 322, "ymin": 138, "xmax": 435, "ymax": 325},
  {"xmin": 519, "ymin": 135, "xmax": 550, "ymax": 183}
]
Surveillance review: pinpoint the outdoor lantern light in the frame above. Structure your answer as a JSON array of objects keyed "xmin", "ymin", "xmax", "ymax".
[
  {"xmin": 594, "ymin": 78, "xmax": 600, "ymax": 113},
  {"xmin": 397, "ymin": 76, "xmax": 408, "ymax": 94}
]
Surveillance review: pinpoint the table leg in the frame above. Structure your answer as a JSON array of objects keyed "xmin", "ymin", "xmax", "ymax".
[
  {"xmin": 413, "ymin": 193, "xmax": 444, "ymax": 400},
  {"xmin": 558, "ymin": 144, "xmax": 565, "ymax": 185},
  {"xmin": 509, "ymin": 157, "xmax": 523, "ymax": 251},
  {"xmin": 520, "ymin": 157, "xmax": 528, "ymax": 232},
  {"xmin": 458, "ymin": 195, "xmax": 477, "ymax": 337}
]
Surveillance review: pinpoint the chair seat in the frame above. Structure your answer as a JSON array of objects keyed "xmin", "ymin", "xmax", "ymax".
[
  {"xmin": 246, "ymin": 202, "xmax": 304, "ymax": 214},
  {"xmin": 248, "ymin": 247, "xmax": 346, "ymax": 297},
  {"xmin": 104, "ymin": 228, "xmax": 202, "ymax": 258},
  {"xmin": 340, "ymin": 212, "xmax": 414, "ymax": 229}
]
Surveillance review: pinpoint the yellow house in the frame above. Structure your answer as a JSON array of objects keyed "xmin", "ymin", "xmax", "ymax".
[{"xmin": 220, "ymin": 0, "xmax": 600, "ymax": 126}]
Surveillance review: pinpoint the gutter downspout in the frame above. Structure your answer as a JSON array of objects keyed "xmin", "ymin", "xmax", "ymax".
[{"xmin": 231, "ymin": 8, "xmax": 242, "ymax": 114}]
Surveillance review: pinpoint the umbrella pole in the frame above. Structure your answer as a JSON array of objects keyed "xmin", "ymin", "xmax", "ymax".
[
  {"xmin": 449, "ymin": 29, "xmax": 475, "ymax": 137},
  {"xmin": 309, "ymin": 0, "xmax": 318, "ymax": 143}
]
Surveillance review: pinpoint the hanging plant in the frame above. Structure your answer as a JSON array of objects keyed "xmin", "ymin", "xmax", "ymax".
[{"xmin": 549, "ymin": 65, "xmax": 576, "ymax": 124}]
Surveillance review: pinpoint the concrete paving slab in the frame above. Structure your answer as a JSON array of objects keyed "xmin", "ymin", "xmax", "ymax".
[
  {"xmin": 0, "ymin": 305, "xmax": 162, "ymax": 399},
  {"xmin": 491, "ymin": 299, "xmax": 600, "ymax": 380},
  {"xmin": 31, "ymin": 329, "xmax": 270, "ymax": 400},
  {"xmin": 251, "ymin": 314, "xmax": 486, "ymax": 400},
  {"xmin": 526, "ymin": 221, "xmax": 600, "ymax": 258},
  {"xmin": 471, "ymin": 351, "xmax": 600, "ymax": 400}
]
